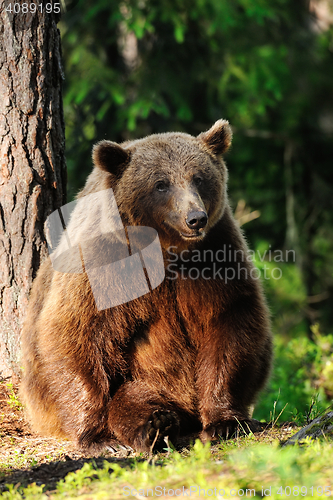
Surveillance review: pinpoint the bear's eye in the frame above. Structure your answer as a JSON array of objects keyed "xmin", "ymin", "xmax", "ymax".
[
  {"xmin": 155, "ymin": 181, "xmax": 169, "ymax": 192},
  {"xmin": 193, "ymin": 175, "xmax": 203, "ymax": 187}
]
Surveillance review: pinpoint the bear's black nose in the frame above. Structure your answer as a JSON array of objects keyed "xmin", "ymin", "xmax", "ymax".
[{"xmin": 186, "ymin": 211, "xmax": 208, "ymax": 230}]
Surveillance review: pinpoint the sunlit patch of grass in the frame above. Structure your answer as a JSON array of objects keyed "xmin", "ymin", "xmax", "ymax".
[
  {"xmin": 4, "ymin": 384, "xmax": 23, "ymax": 412},
  {"xmin": 0, "ymin": 444, "xmax": 68, "ymax": 476},
  {"xmin": 1, "ymin": 437, "xmax": 333, "ymax": 499}
]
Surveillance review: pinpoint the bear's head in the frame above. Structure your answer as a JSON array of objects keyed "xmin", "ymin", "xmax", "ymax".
[{"xmin": 92, "ymin": 120, "xmax": 232, "ymax": 251}]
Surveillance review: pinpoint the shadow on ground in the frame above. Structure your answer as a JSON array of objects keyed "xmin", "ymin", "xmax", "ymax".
[{"xmin": 0, "ymin": 456, "xmax": 132, "ymax": 492}]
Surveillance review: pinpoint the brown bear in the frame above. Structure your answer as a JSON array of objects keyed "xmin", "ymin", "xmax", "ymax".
[{"xmin": 20, "ymin": 119, "xmax": 272, "ymax": 453}]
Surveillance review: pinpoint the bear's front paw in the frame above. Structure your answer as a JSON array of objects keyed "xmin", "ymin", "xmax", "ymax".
[
  {"xmin": 201, "ymin": 418, "xmax": 264, "ymax": 442},
  {"xmin": 141, "ymin": 409, "xmax": 180, "ymax": 452}
]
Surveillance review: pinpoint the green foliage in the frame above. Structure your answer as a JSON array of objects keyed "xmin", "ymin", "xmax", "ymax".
[
  {"xmin": 0, "ymin": 483, "xmax": 46, "ymax": 500},
  {"xmin": 255, "ymin": 325, "xmax": 333, "ymax": 423},
  {"xmin": 3, "ymin": 439, "xmax": 333, "ymax": 499},
  {"xmin": 252, "ymin": 243, "xmax": 307, "ymax": 336},
  {"xmin": 246, "ymin": 245, "xmax": 333, "ymax": 423},
  {"xmin": 4, "ymin": 383, "xmax": 22, "ymax": 411}
]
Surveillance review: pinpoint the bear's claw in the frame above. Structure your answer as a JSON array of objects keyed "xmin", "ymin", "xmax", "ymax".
[
  {"xmin": 201, "ymin": 418, "xmax": 264, "ymax": 442},
  {"xmin": 144, "ymin": 409, "xmax": 180, "ymax": 451}
]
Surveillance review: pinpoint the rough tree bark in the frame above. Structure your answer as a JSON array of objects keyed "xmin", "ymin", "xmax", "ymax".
[
  {"xmin": 284, "ymin": 411, "xmax": 333, "ymax": 446},
  {"xmin": 0, "ymin": 1, "xmax": 66, "ymax": 378}
]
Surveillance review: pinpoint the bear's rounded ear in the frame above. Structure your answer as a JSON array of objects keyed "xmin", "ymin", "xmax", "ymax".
[
  {"xmin": 197, "ymin": 119, "xmax": 232, "ymax": 156},
  {"xmin": 92, "ymin": 140, "xmax": 130, "ymax": 174}
]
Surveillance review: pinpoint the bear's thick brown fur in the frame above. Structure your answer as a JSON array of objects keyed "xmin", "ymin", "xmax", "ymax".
[{"xmin": 21, "ymin": 120, "xmax": 272, "ymax": 452}]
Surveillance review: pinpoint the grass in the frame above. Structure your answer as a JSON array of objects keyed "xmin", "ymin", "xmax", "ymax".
[
  {"xmin": 0, "ymin": 443, "xmax": 68, "ymax": 476},
  {"xmin": 2, "ymin": 378, "xmax": 333, "ymax": 499},
  {"xmin": 4, "ymin": 384, "xmax": 23, "ymax": 412},
  {"xmin": 1, "ymin": 435, "xmax": 333, "ymax": 499}
]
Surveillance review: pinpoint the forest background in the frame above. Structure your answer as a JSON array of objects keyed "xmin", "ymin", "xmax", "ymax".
[{"xmin": 60, "ymin": 0, "xmax": 333, "ymax": 423}]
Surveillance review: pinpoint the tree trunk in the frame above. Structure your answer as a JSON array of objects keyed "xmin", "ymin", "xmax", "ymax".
[{"xmin": 0, "ymin": 2, "xmax": 66, "ymax": 378}]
